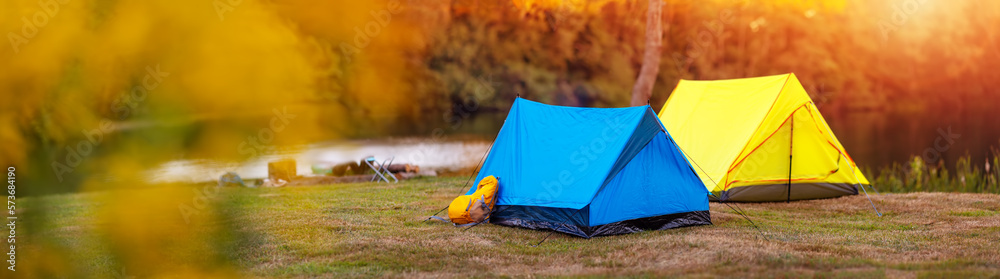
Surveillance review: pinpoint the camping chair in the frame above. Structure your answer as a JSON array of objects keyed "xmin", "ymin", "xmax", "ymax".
[{"xmin": 365, "ymin": 156, "xmax": 398, "ymax": 183}]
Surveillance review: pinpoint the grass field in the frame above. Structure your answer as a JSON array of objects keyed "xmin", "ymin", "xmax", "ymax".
[{"xmin": 20, "ymin": 177, "xmax": 1000, "ymax": 278}]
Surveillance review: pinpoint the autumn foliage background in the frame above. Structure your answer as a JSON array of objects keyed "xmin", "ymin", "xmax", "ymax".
[
  {"xmin": 3, "ymin": 0, "xmax": 1000, "ymax": 192},
  {"xmin": 1, "ymin": 0, "xmax": 999, "ymax": 277}
]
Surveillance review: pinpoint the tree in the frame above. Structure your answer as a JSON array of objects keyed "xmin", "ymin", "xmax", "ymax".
[{"xmin": 630, "ymin": 0, "xmax": 662, "ymax": 106}]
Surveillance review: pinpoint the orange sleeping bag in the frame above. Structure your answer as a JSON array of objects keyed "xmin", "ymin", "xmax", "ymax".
[{"xmin": 447, "ymin": 176, "xmax": 499, "ymax": 224}]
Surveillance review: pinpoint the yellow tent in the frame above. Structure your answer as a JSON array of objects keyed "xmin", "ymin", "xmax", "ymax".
[{"xmin": 658, "ymin": 73, "xmax": 869, "ymax": 202}]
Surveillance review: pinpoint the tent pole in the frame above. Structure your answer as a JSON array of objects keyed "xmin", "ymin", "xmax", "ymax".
[{"xmin": 787, "ymin": 117, "xmax": 793, "ymax": 203}]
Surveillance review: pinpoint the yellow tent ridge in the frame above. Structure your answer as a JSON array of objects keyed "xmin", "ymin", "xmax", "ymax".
[{"xmin": 658, "ymin": 73, "xmax": 869, "ymax": 202}]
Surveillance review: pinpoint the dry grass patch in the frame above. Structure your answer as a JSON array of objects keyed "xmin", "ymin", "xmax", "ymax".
[{"xmin": 23, "ymin": 178, "xmax": 1000, "ymax": 278}]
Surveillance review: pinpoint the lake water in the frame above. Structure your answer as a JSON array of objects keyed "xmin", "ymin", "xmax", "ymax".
[
  {"xmin": 147, "ymin": 138, "xmax": 492, "ymax": 183},
  {"xmin": 826, "ymin": 107, "xmax": 1000, "ymax": 171},
  {"xmin": 147, "ymin": 106, "xmax": 1000, "ymax": 183}
]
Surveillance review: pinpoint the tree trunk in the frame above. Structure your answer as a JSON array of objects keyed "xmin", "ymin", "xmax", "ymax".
[{"xmin": 630, "ymin": 0, "xmax": 663, "ymax": 106}]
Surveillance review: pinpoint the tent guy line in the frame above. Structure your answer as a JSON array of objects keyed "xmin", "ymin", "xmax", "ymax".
[
  {"xmin": 426, "ymin": 114, "xmax": 506, "ymax": 221},
  {"xmin": 670, "ymin": 133, "xmax": 768, "ymax": 240}
]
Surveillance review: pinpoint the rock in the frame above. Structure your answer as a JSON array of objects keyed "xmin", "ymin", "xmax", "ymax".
[
  {"xmin": 268, "ymin": 159, "xmax": 296, "ymax": 181},
  {"xmin": 218, "ymin": 171, "xmax": 245, "ymax": 187},
  {"xmin": 387, "ymin": 164, "xmax": 419, "ymax": 173}
]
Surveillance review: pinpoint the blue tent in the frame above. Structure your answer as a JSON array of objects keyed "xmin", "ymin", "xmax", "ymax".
[{"xmin": 468, "ymin": 98, "xmax": 711, "ymax": 238}]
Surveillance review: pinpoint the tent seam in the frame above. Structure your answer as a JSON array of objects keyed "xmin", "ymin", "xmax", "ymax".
[{"xmin": 587, "ymin": 110, "xmax": 657, "ymax": 206}]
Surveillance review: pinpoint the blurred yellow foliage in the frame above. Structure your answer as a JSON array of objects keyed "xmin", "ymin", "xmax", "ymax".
[
  {"xmin": 0, "ymin": 0, "xmax": 426, "ymax": 176},
  {"xmin": 2, "ymin": 0, "xmax": 422, "ymax": 277}
]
